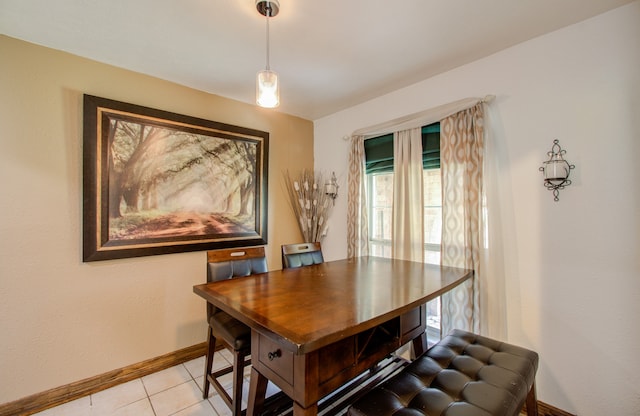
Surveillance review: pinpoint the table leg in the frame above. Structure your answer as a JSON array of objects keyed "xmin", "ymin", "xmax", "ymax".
[
  {"xmin": 293, "ymin": 401, "xmax": 318, "ymax": 416},
  {"xmin": 246, "ymin": 367, "xmax": 268, "ymax": 416},
  {"xmin": 412, "ymin": 332, "xmax": 427, "ymax": 358}
]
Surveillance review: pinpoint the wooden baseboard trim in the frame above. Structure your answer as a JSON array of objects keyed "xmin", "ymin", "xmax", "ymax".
[
  {"xmin": 522, "ymin": 400, "xmax": 577, "ymax": 416},
  {"xmin": 0, "ymin": 342, "xmax": 207, "ymax": 416}
]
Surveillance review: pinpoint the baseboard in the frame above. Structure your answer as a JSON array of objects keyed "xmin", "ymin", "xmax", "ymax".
[
  {"xmin": 522, "ymin": 401, "xmax": 577, "ymax": 416},
  {"xmin": 0, "ymin": 342, "xmax": 207, "ymax": 416}
]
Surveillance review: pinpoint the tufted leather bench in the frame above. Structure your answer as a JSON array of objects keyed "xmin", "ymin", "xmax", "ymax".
[{"xmin": 347, "ymin": 329, "xmax": 539, "ymax": 416}]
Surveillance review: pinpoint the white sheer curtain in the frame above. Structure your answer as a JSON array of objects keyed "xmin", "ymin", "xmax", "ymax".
[
  {"xmin": 479, "ymin": 104, "xmax": 508, "ymax": 339},
  {"xmin": 392, "ymin": 128, "xmax": 424, "ymax": 262}
]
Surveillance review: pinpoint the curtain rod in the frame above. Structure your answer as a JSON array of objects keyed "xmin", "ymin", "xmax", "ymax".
[{"xmin": 350, "ymin": 95, "xmax": 495, "ymax": 139}]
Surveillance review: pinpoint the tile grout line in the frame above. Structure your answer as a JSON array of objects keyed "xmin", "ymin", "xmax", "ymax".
[{"xmin": 140, "ymin": 374, "xmax": 159, "ymax": 416}]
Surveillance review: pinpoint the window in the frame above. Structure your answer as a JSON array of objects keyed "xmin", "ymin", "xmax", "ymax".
[
  {"xmin": 367, "ymin": 170, "xmax": 441, "ymax": 262},
  {"xmin": 364, "ymin": 123, "xmax": 442, "ymax": 338}
]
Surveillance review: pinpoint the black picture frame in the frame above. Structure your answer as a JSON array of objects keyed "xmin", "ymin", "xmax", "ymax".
[{"xmin": 82, "ymin": 95, "xmax": 268, "ymax": 262}]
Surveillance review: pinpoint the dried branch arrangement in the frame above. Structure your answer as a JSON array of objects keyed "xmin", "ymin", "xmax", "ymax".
[{"xmin": 283, "ymin": 169, "xmax": 334, "ymax": 242}]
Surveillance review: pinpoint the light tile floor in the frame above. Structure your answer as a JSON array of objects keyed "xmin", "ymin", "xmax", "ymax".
[{"xmin": 34, "ymin": 349, "xmax": 280, "ymax": 416}]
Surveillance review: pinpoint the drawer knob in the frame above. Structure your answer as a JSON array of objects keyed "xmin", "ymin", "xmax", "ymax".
[{"xmin": 268, "ymin": 349, "xmax": 281, "ymax": 361}]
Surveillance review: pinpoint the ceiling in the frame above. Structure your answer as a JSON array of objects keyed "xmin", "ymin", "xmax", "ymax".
[{"xmin": 0, "ymin": 0, "xmax": 633, "ymax": 120}]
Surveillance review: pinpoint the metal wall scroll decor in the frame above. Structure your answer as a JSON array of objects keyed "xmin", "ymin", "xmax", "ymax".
[
  {"xmin": 539, "ymin": 139, "xmax": 575, "ymax": 201},
  {"xmin": 325, "ymin": 171, "xmax": 339, "ymax": 205}
]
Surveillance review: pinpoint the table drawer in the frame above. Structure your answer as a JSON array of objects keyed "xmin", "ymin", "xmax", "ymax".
[{"xmin": 256, "ymin": 333, "xmax": 294, "ymax": 386}]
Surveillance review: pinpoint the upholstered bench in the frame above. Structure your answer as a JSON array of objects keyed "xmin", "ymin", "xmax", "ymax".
[{"xmin": 347, "ymin": 329, "xmax": 539, "ymax": 416}]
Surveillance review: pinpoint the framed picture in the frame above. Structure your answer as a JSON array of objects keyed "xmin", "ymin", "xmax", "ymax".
[{"xmin": 83, "ymin": 95, "xmax": 268, "ymax": 262}]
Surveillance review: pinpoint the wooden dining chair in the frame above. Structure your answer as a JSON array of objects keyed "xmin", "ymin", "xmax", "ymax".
[
  {"xmin": 203, "ymin": 246, "xmax": 268, "ymax": 416},
  {"xmin": 281, "ymin": 242, "xmax": 324, "ymax": 269}
]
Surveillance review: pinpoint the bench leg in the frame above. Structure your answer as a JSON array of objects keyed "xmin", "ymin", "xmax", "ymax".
[{"xmin": 525, "ymin": 382, "xmax": 538, "ymax": 416}]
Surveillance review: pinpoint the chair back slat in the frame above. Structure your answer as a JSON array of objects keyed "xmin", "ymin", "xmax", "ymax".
[
  {"xmin": 206, "ymin": 247, "xmax": 267, "ymax": 319},
  {"xmin": 207, "ymin": 247, "xmax": 268, "ymax": 283},
  {"xmin": 281, "ymin": 242, "xmax": 324, "ymax": 269}
]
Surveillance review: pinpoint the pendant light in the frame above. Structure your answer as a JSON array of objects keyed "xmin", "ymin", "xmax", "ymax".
[{"xmin": 256, "ymin": 0, "xmax": 280, "ymax": 108}]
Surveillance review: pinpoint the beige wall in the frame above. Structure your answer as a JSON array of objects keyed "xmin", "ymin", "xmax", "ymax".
[{"xmin": 0, "ymin": 35, "xmax": 313, "ymax": 403}]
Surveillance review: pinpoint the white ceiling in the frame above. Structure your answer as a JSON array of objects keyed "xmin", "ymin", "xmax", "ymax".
[{"xmin": 0, "ymin": 0, "xmax": 633, "ymax": 120}]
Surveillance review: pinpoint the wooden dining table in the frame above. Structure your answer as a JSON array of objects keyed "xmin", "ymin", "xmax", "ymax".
[{"xmin": 193, "ymin": 255, "xmax": 473, "ymax": 416}]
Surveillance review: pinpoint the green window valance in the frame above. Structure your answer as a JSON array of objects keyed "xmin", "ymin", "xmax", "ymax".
[{"xmin": 364, "ymin": 122, "xmax": 440, "ymax": 174}]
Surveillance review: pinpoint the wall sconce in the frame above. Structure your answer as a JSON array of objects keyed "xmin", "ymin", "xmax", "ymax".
[
  {"xmin": 539, "ymin": 139, "xmax": 575, "ymax": 201},
  {"xmin": 325, "ymin": 172, "xmax": 339, "ymax": 204}
]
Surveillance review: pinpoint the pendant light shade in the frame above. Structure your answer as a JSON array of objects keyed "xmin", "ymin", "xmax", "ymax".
[
  {"xmin": 256, "ymin": 0, "xmax": 280, "ymax": 108},
  {"xmin": 257, "ymin": 69, "xmax": 279, "ymax": 108}
]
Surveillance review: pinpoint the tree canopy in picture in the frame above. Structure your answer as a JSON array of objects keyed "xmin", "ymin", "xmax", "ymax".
[{"xmin": 107, "ymin": 120, "xmax": 257, "ymax": 239}]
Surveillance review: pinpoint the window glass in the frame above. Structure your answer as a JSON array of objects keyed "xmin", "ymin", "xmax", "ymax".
[
  {"xmin": 368, "ymin": 172, "xmax": 393, "ymax": 258},
  {"xmin": 367, "ymin": 169, "xmax": 441, "ymax": 263},
  {"xmin": 423, "ymin": 168, "xmax": 442, "ymax": 265}
]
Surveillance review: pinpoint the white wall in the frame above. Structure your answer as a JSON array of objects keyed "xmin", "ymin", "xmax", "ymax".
[{"xmin": 314, "ymin": 3, "xmax": 640, "ymax": 415}]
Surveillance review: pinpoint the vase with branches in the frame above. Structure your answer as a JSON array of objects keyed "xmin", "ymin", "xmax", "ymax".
[{"xmin": 283, "ymin": 169, "xmax": 334, "ymax": 242}]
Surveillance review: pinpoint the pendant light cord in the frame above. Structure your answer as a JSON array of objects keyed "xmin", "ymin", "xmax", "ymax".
[{"xmin": 265, "ymin": 12, "xmax": 270, "ymax": 71}]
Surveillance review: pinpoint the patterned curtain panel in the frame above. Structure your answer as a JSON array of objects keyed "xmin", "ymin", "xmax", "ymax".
[
  {"xmin": 440, "ymin": 104, "xmax": 484, "ymax": 334},
  {"xmin": 347, "ymin": 135, "xmax": 369, "ymax": 258}
]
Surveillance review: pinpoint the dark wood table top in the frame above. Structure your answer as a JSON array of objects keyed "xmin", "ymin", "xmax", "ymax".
[{"xmin": 193, "ymin": 256, "xmax": 473, "ymax": 355}]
